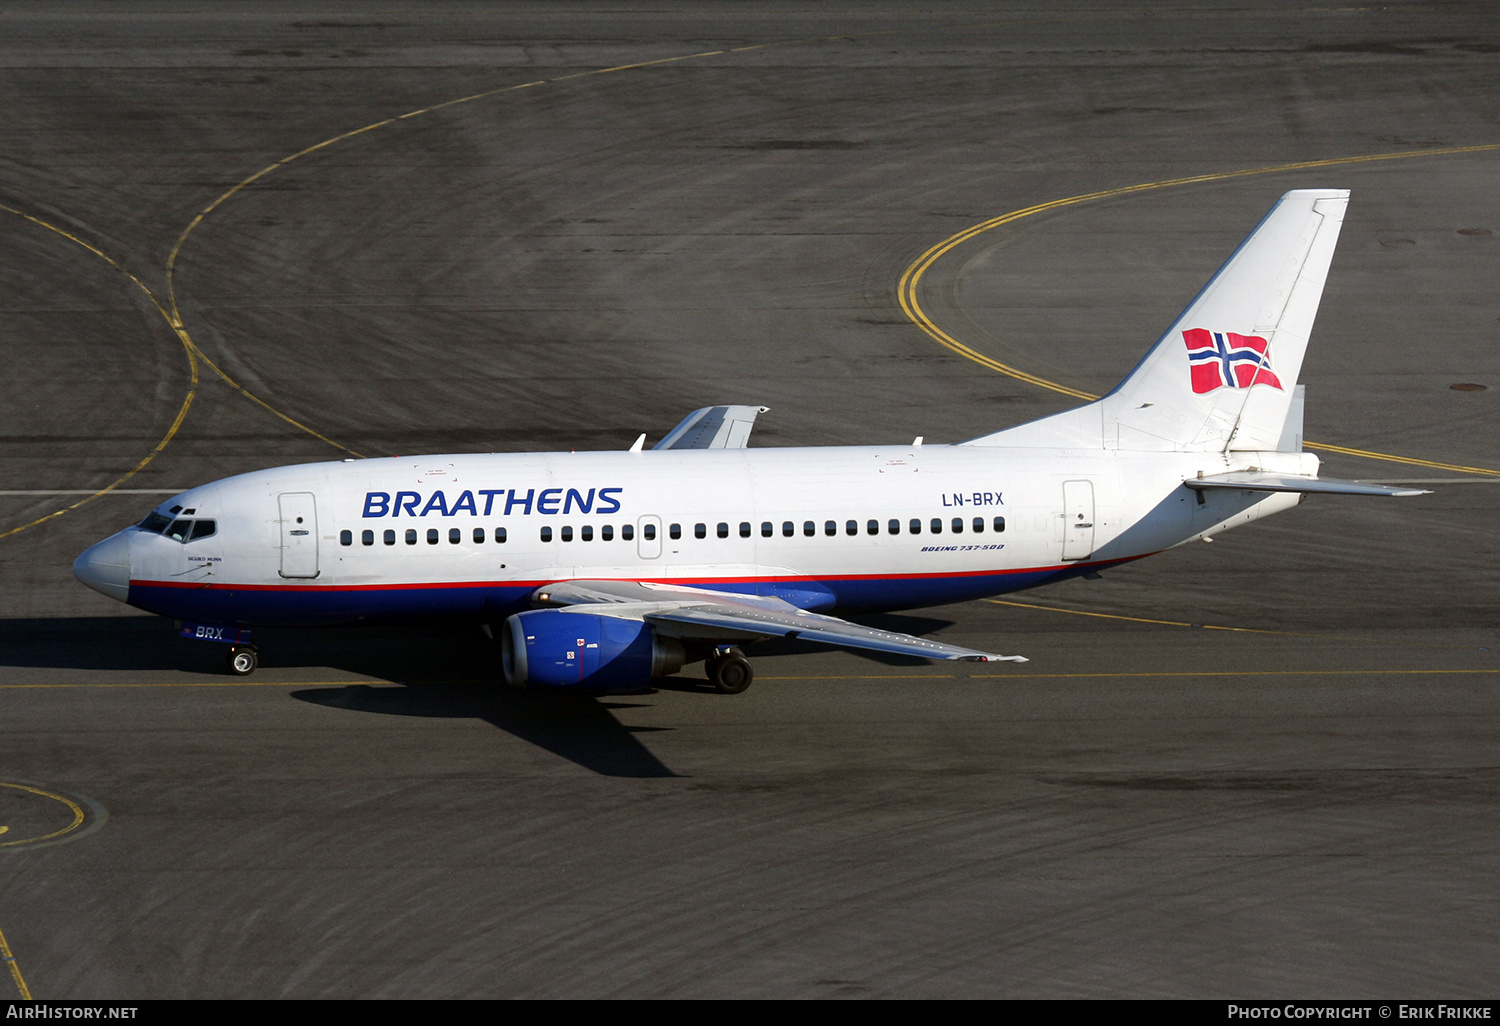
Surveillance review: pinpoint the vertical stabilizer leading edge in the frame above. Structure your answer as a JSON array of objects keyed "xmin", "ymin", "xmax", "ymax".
[{"xmin": 963, "ymin": 189, "xmax": 1349, "ymax": 452}]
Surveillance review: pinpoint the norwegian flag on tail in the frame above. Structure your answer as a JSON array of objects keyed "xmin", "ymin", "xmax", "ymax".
[{"xmin": 1183, "ymin": 328, "xmax": 1283, "ymax": 394}]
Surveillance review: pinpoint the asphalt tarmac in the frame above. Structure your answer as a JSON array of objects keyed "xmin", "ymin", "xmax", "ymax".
[{"xmin": 1, "ymin": 1, "xmax": 1496, "ymax": 999}]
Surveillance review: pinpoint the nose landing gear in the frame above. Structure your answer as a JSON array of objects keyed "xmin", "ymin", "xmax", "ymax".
[
  {"xmin": 226, "ymin": 644, "xmax": 259, "ymax": 676},
  {"xmin": 178, "ymin": 622, "xmax": 258, "ymax": 676}
]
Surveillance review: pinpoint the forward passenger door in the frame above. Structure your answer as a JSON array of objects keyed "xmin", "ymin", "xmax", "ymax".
[{"xmin": 278, "ymin": 492, "xmax": 320, "ymax": 578}]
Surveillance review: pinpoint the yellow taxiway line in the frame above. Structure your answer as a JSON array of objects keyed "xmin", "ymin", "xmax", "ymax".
[
  {"xmin": 897, "ymin": 143, "xmax": 1500, "ymax": 478},
  {"xmin": 0, "ymin": 922, "xmax": 29, "ymax": 1001}
]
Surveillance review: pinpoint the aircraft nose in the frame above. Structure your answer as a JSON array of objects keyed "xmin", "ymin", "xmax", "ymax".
[{"xmin": 73, "ymin": 531, "xmax": 133, "ymax": 603}]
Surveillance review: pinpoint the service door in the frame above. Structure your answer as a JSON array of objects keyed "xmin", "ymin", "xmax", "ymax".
[
  {"xmin": 1061, "ymin": 480, "xmax": 1095, "ymax": 562},
  {"xmin": 637, "ymin": 515, "xmax": 662, "ymax": 559},
  {"xmin": 278, "ymin": 492, "xmax": 320, "ymax": 578}
]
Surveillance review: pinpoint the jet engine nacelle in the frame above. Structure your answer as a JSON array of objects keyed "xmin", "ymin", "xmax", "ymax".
[{"xmin": 501, "ymin": 609, "xmax": 685, "ymax": 690}]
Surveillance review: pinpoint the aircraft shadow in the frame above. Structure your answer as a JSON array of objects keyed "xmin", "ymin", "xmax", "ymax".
[
  {"xmin": 292, "ymin": 682, "xmax": 678, "ymax": 779},
  {"xmin": 0, "ymin": 615, "xmax": 195, "ymax": 672},
  {"xmin": 0, "ymin": 611, "xmax": 965, "ymax": 775},
  {"xmin": 0, "ymin": 616, "xmax": 677, "ymax": 779}
]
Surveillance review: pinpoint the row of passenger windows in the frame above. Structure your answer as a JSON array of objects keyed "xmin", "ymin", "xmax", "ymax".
[
  {"xmin": 338, "ymin": 517, "xmax": 1006, "ymax": 547},
  {"xmin": 342, "ymin": 526, "xmax": 514, "ymax": 547}
]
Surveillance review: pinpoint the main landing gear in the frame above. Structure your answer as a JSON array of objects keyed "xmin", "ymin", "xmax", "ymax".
[
  {"xmin": 226, "ymin": 644, "xmax": 259, "ymax": 676},
  {"xmin": 705, "ymin": 646, "xmax": 753, "ymax": 694}
]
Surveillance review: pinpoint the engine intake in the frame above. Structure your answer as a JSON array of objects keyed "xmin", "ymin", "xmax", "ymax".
[{"xmin": 501, "ymin": 609, "xmax": 684, "ymax": 690}]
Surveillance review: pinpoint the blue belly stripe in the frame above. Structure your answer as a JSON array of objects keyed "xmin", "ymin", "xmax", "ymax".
[{"xmin": 127, "ymin": 560, "xmax": 1132, "ymax": 627}]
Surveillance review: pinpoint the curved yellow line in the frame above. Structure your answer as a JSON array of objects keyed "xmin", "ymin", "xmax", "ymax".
[
  {"xmin": 0, "ymin": 922, "xmax": 29, "ymax": 1001},
  {"xmin": 0, "ymin": 204, "xmax": 200, "ymax": 541},
  {"xmin": 163, "ymin": 44, "xmax": 809, "ymax": 458},
  {"xmin": 899, "ymin": 143, "xmax": 1500, "ymax": 476},
  {"xmin": 159, "ymin": 27, "xmax": 1039, "ymax": 459},
  {"xmin": 0, "ymin": 781, "xmax": 86, "ymax": 848}
]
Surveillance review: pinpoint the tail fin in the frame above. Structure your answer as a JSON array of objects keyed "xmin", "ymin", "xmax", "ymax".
[{"xmin": 963, "ymin": 189, "xmax": 1349, "ymax": 452}]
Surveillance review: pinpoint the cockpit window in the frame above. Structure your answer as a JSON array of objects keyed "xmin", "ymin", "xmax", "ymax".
[
  {"xmin": 138, "ymin": 512, "xmax": 172, "ymax": 534},
  {"xmin": 141, "ymin": 506, "xmax": 218, "ymax": 543}
]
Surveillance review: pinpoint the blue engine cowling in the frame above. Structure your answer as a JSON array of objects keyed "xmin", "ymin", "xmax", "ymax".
[{"xmin": 501, "ymin": 609, "xmax": 685, "ymax": 690}]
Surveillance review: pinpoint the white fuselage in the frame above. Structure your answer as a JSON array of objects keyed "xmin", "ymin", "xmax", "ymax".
[{"xmin": 110, "ymin": 443, "xmax": 1308, "ymax": 627}]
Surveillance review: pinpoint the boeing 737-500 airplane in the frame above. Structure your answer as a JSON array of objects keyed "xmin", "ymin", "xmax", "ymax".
[{"xmin": 74, "ymin": 189, "xmax": 1425, "ymax": 692}]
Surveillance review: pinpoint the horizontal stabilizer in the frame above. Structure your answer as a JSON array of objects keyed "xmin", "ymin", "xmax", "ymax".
[
  {"xmin": 1184, "ymin": 472, "xmax": 1430, "ymax": 497},
  {"xmin": 653, "ymin": 405, "xmax": 769, "ymax": 450}
]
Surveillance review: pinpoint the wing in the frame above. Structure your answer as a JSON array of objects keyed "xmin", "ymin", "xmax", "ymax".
[
  {"xmin": 652, "ymin": 405, "xmax": 769, "ymax": 450},
  {"xmin": 532, "ymin": 580, "xmax": 1027, "ymax": 663}
]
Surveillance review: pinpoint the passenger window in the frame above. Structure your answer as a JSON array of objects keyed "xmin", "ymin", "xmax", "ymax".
[
  {"xmin": 783, "ymin": 521, "xmax": 794, "ymax": 538},
  {"xmin": 340, "ymin": 530, "xmax": 352, "ymax": 546},
  {"xmin": 824, "ymin": 520, "xmax": 836, "ymax": 537},
  {"xmin": 846, "ymin": 520, "xmax": 858, "ymax": 536},
  {"xmin": 669, "ymin": 524, "xmax": 681, "ymax": 540},
  {"xmin": 561, "ymin": 526, "xmax": 574, "ymax": 542},
  {"xmin": 190, "ymin": 520, "xmax": 217, "ymax": 541},
  {"xmin": 427, "ymin": 529, "xmax": 439, "ymax": 545},
  {"xmin": 581, "ymin": 525, "xmax": 593, "ymax": 541},
  {"xmin": 643, "ymin": 523, "xmax": 655, "ymax": 541},
  {"xmin": 930, "ymin": 519, "xmax": 942, "ymax": 534},
  {"xmin": 449, "ymin": 528, "xmax": 461, "ymax": 544},
  {"xmin": 695, "ymin": 523, "xmax": 706, "ymax": 539},
  {"xmin": 384, "ymin": 529, "xmax": 395, "ymax": 546},
  {"xmin": 952, "ymin": 518, "xmax": 963, "ymax": 534},
  {"xmin": 865, "ymin": 520, "xmax": 877, "ymax": 535},
  {"xmin": 405, "ymin": 529, "xmax": 417, "ymax": 545},
  {"xmin": 601, "ymin": 525, "xmax": 613, "ymax": 541},
  {"xmin": 973, "ymin": 518, "xmax": 984, "ymax": 533},
  {"xmin": 717, "ymin": 522, "xmax": 729, "ymax": 539},
  {"xmin": 361, "ymin": 529, "xmax": 374, "ymax": 546},
  {"xmin": 623, "ymin": 524, "xmax": 636, "ymax": 541},
  {"xmin": 495, "ymin": 526, "xmax": 507, "ymax": 543},
  {"xmin": 803, "ymin": 521, "xmax": 815, "ymax": 537},
  {"xmin": 888, "ymin": 519, "xmax": 900, "ymax": 535},
  {"xmin": 740, "ymin": 522, "xmax": 751, "ymax": 538},
  {"xmin": 473, "ymin": 528, "xmax": 485, "ymax": 543},
  {"xmin": 541, "ymin": 526, "xmax": 553, "ymax": 542},
  {"xmin": 909, "ymin": 519, "xmax": 922, "ymax": 535},
  {"xmin": 762, "ymin": 522, "xmax": 773, "ymax": 538},
  {"xmin": 993, "ymin": 516, "xmax": 1006, "ymax": 533}
]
